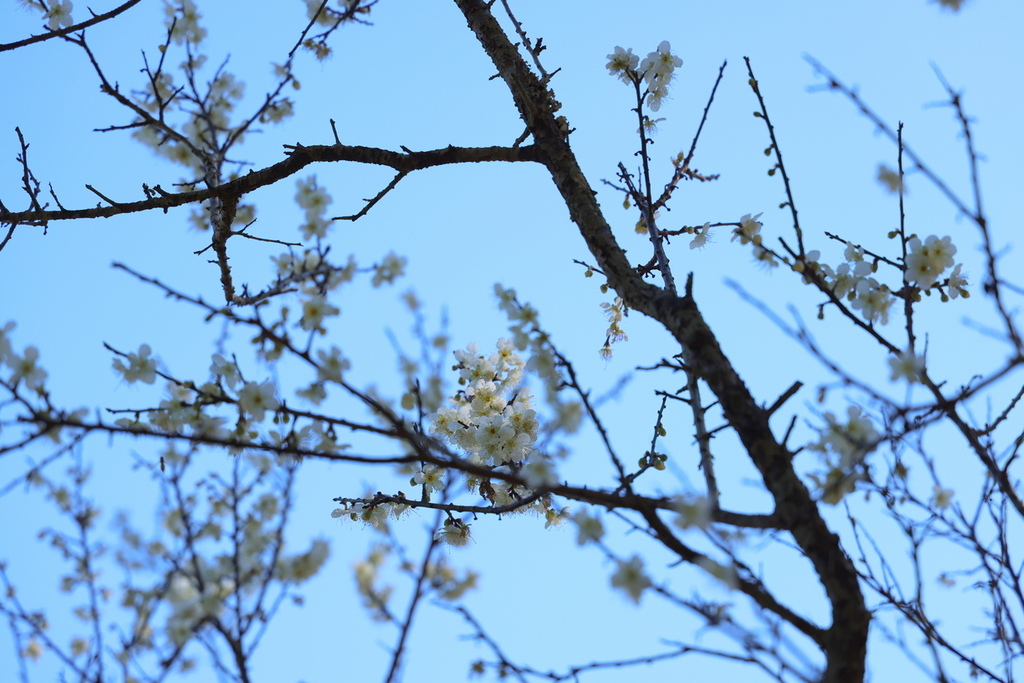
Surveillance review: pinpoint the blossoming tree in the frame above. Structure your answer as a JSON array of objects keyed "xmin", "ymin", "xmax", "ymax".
[{"xmin": 0, "ymin": 0, "xmax": 1018, "ymax": 681}]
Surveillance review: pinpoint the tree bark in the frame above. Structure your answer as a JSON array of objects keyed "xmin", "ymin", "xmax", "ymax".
[{"xmin": 454, "ymin": 0, "xmax": 870, "ymax": 679}]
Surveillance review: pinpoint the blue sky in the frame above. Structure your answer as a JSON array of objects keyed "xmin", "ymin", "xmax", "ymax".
[{"xmin": 2, "ymin": 0, "xmax": 1023, "ymax": 681}]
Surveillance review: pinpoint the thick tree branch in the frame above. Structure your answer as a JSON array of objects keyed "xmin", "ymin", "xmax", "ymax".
[
  {"xmin": 0, "ymin": 143, "xmax": 541, "ymax": 225},
  {"xmin": 454, "ymin": 1, "xmax": 869, "ymax": 679}
]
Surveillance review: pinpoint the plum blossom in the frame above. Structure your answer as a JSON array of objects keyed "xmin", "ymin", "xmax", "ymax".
[
  {"xmin": 316, "ymin": 346, "xmax": 350, "ymax": 383},
  {"xmin": 279, "ymin": 539, "xmax": 330, "ymax": 582},
  {"xmin": 850, "ymin": 278, "xmax": 894, "ymax": 325},
  {"xmin": 639, "ymin": 41, "xmax": 682, "ymax": 88},
  {"xmin": 543, "ymin": 506, "xmax": 570, "ymax": 529},
  {"xmin": 210, "ymin": 354, "xmax": 241, "ymax": 389},
  {"xmin": 931, "ymin": 485, "xmax": 955, "ymax": 509},
  {"xmin": 522, "ymin": 458, "xmax": 559, "ymax": 489},
  {"xmin": 45, "ymin": 0, "xmax": 74, "ymax": 30},
  {"xmin": 237, "ymin": 381, "xmax": 279, "ymax": 422},
  {"xmin": 646, "ymin": 84, "xmax": 669, "ymax": 112},
  {"xmin": 689, "ymin": 222, "xmax": 711, "ymax": 250},
  {"xmin": 945, "ymin": 263, "xmax": 969, "ymax": 299},
  {"xmin": 672, "ymin": 495, "xmax": 712, "ymax": 530},
  {"xmin": 606, "ymin": 41, "xmax": 682, "ymax": 110},
  {"xmin": 113, "ymin": 344, "xmax": 158, "ymax": 384},
  {"xmin": 889, "ymin": 350, "xmax": 925, "ymax": 383},
  {"xmin": 413, "ymin": 465, "xmax": 445, "ymax": 493},
  {"xmin": 296, "ymin": 176, "xmax": 332, "ymax": 240},
  {"xmin": 811, "ymin": 405, "xmax": 880, "ymax": 469},
  {"xmin": 300, "ymin": 295, "xmax": 340, "ymax": 332},
  {"xmin": 7, "ymin": 346, "xmax": 47, "ymax": 390},
  {"xmin": 372, "ymin": 252, "xmax": 407, "ymax": 287},
  {"xmin": 573, "ymin": 510, "xmax": 604, "ymax": 546},
  {"xmin": 164, "ymin": 0, "xmax": 206, "ymax": 45},
  {"xmin": 435, "ymin": 518, "xmax": 472, "ymax": 547},
  {"xmin": 606, "ymin": 46, "xmax": 639, "ymax": 83},
  {"xmin": 431, "ymin": 341, "xmax": 538, "ymax": 467},
  {"xmin": 611, "ymin": 555, "xmax": 652, "ymax": 604},
  {"xmin": 732, "ymin": 213, "xmax": 763, "ymax": 245},
  {"xmin": 877, "ymin": 164, "xmax": 904, "ymax": 194},
  {"xmin": 260, "ymin": 97, "xmax": 294, "ymax": 124},
  {"xmin": 906, "ymin": 235, "xmax": 957, "ymax": 289}
]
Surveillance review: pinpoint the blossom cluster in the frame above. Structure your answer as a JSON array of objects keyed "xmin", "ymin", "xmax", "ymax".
[
  {"xmin": 321, "ymin": 339, "xmax": 559, "ymax": 547},
  {"xmin": 371, "ymin": 252, "xmax": 407, "ymax": 287},
  {"xmin": 599, "ymin": 296, "xmax": 628, "ymax": 360},
  {"xmin": 685, "ymin": 214, "xmax": 777, "ymax": 267},
  {"xmin": 165, "ymin": 0, "xmax": 206, "ymax": 45},
  {"xmin": 808, "ymin": 406, "xmax": 881, "ymax": 503},
  {"xmin": 905, "ymin": 235, "xmax": 960, "ymax": 290},
  {"xmin": 494, "ymin": 285, "xmax": 582, "ymax": 434},
  {"xmin": 803, "ymin": 242, "xmax": 895, "ymax": 324},
  {"xmin": 431, "ymin": 340, "xmax": 539, "ymax": 468},
  {"xmin": 800, "ymin": 233, "xmax": 968, "ymax": 325},
  {"xmin": 811, "ymin": 406, "xmax": 880, "ymax": 469},
  {"xmin": 606, "ymin": 41, "xmax": 683, "ymax": 112},
  {"xmin": 121, "ymin": 446, "xmax": 331, "ymax": 653},
  {"xmin": 296, "ymin": 176, "xmax": 332, "ymax": 241},
  {"xmin": 164, "ymin": 571, "xmax": 236, "ymax": 645}
]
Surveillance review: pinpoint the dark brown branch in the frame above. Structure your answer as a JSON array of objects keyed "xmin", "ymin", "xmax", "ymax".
[
  {"xmin": 0, "ymin": 143, "xmax": 542, "ymax": 225},
  {"xmin": 0, "ymin": 0, "xmax": 144, "ymax": 53},
  {"xmin": 454, "ymin": 2, "xmax": 869, "ymax": 679}
]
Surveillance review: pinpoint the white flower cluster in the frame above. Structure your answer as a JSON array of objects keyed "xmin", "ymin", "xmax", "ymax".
[
  {"xmin": 905, "ymin": 235, "xmax": 959, "ymax": 290},
  {"xmin": 295, "ymin": 176, "xmax": 332, "ymax": 241},
  {"xmin": 804, "ymin": 242, "xmax": 895, "ymax": 325},
  {"xmin": 808, "ymin": 406, "xmax": 880, "ymax": 503},
  {"xmin": 164, "ymin": 572, "xmax": 234, "ymax": 645},
  {"xmin": 599, "ymin": 296, "xmax": 628, "ymax": 360},
  {"xmin": 431, "ymin": 340, "xmax": 539, "ymax": 468},
  {"xmin": 113, "ymin": 359, "xmax": 289, "ymax": 441},
  {"xmin": 494, "ymin": 285, "xmax": 582, "ymax": 434},
  {"xmin": 161, "ymin": 542, "xmax": 326, "ymax": 645},
  {"xmin": 685, "ymin": 214, "xmax": 778, "ymax": 267},
  {"xmin": 164, "ymin": 0, "xmax": 206, "ymax": 46},
  {"xmin": 811, "ymin": 406, "xmax": 880, "ymax": 469},
  {"xmin": 371, "ymin": 252, "xmax": 407, "ymax": 287},
  {"xmin": 353, "ymin": 544, "xmax": 393, "ymax": 620},
  {"xmin": 802, "ymin": 235, "xmax": 967, "ymax": 324},
  {"xmin": 606, "ymin": 41, "xmax": 683, "ymax": 111}
]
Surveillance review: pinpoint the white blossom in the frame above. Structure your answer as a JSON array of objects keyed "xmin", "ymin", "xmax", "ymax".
[
  {"xmin": 113, "ymin": 344, "xmax": 158, "ymax": 384},
  {"xmin": 45, "ymin": 0, "xmax": 73, "ymax": 30},
  {"xmin": 888, "ymin": 350, "xmax": 925, "ymax": 383},
  {"xmin": 573, "ymin": 510, "xmax": 604, "ymax": 546},
  {"xmin": 906, "ymin": 235, "xmax": 957, "ymax": 289},
  {"xmin": 606, "ymin": 46, "xmax": 639, "ymax": 83},
  {"xmin": 237, "ymin": 381, "xmax": 279, "ymax": 422},
  {"xmin": 611, "ymin": 555, "xmax": 651, "ymax": 604}
]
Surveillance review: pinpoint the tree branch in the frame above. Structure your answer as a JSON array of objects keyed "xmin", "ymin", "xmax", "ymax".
[{"xmin": 0, "ymin": 143, "xmax": 542, "ymax": 225}]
